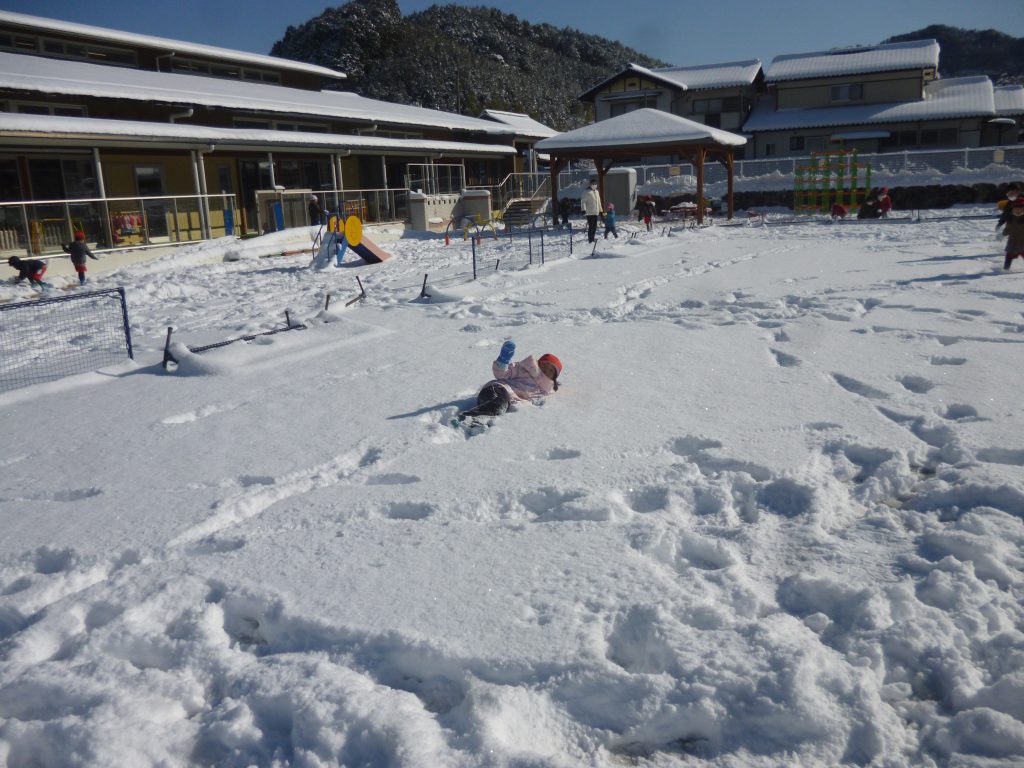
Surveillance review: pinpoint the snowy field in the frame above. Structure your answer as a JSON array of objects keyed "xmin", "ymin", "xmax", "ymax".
[{"xmin": 1, "ymin": 210, "xmax": 1023, "ymax": 767}]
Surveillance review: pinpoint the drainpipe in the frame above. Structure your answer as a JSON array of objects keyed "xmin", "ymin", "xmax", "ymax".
[
  {"xmin": 92, "ymin": 147, "xmax": 114, "ymax": 249},
  {"xmin": 169, "ymin": 107, "xmax": 193, "ymax": 123},
  {"xmin": 267, "ymin": 152, "xmax": 276, "ymax": 188},
  {"xmin": 155, "ymin": 51, "xmax": 177, "ymax": 72}
]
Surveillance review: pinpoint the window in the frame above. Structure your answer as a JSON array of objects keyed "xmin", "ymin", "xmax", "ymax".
[
  {"xmin": 764, "ymin": 143, "xmax": 777, "ymax": 157},
  {"xmin": 831, "ymin": 83, "xmax": 864, "ymax": 102},
  {"xmin": 134, "ymin": 166, "xmax": 165, "ymax": 197},
  {"xmin": 168, "ymin": 58, "xmax": 279, "ymax": 83},
  {"xmin": 920, "ymin": 128, "xmax": 958, "ymax": 146},
  {"xmin": 790, "ymin": 136, "xmax": 805, "ymax": 152},
  {"xmin": 234, "ymin": 119, "xmax": 271, "ymax": 130},
  {"xmin": 14, "ymin": 102, "xmax": 87, "ymax": 117},
  {"xmin": 880, "ymin": 130, "xmax": 918, "ymax": 148},
  {"xmin": 35, "ymin": 37, "xmax": 136, "ymax": 66}
]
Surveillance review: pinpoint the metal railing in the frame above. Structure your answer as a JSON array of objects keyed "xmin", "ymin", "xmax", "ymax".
[
  {"xmin": 467, "ymin": 172, "xmax": 551, "ymax": 214},
  {"xmin": 0, "ymin": 193, "xmax": 238, "ymax": 257},
  {"xmin": 629, "ymin": 144, "xmax": 1024, "ymax": 194},
  {"xmin": 259, "ymin": 188, "xmax": 409, "ymax": 232},
  {"xmin": 406, "ymin": 163, "xmax": 466, "ymax": 196}
]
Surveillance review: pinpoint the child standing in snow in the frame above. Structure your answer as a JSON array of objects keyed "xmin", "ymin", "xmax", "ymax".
[
  {"xmin": 640, "ymin": 196, "xmax": 655, "ymax": 231},
  {"xmin": 456, "ymin": 341, "xmax": 562, "ymax": 422},
  {"xmin": 7, "ymin": 256, "xmax": 49, "ymax": 290},
  {"xmin": 603, "ymin": 203, "xmax": 618, "ymax": 239},
  {"xmin": 62, "ymin": 231, "xmax": 98, "ymax": 285},
  {"xmin": 996, "ymin": 183, "xmax": 1021, "ymax": 228},
  {"xmin": 877, "ymin": 188, "xmax": 893, "ymax": 217},
  {"xmin": 998, "ymin": 201, "xmax": 1024, "ymax": 271}
]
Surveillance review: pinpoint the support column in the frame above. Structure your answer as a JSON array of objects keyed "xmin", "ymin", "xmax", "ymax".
[
  {"xmin": 197, "ymin": 149, "xmax": 211, "ymax": 239},
  {"xmin": 191, "ymin": 151, "xmax": 209, "ymax": 240},
  {"xmin": 267, "ymin": 152, "xmax": 276, "ymax": 188},
  {"xmin": 695, "ymin": 147, "xmax": 705, "ymax": 225},
  {"xmin": 92, "ymin": 148, "xmax": 114, "ymax": 249},
  {"xmin": 549, "ymin": 157, "xmax": 564, "ymax": 224},
  {"xmin": 335, "ymin": 154, "xmax": 346, "ymax": 214},
  {"xmin": 329, "ymin": 155, "xmax": 339, "ymax": 214}
]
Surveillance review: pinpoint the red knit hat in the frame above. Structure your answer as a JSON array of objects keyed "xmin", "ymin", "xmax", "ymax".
[
  {"xmin": 538, "ymin": 353, "xmax": 562, "ymax": 377},
  {"xmin": 74, "ymin": 231, "xmax": 85, "ymax": 240}
]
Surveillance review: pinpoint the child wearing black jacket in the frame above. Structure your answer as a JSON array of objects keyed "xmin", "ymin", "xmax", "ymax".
[
  {"xmin": 63, "ymin": 231, "xmax": 99, "ymax": 285},
  {"xmin": 7, "ymin": 256, "xmax": 49, "ymax": 289}
]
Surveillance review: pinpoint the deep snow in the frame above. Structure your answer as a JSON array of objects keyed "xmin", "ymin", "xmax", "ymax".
[{"xmin": 1, "ymin": 210, "xmax": 1023, "ymax": 767}]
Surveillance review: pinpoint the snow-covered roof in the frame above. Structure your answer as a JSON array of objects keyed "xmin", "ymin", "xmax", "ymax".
[
  {"xmin": 535, "ymin": 108, "xmax": 746, "ymax": 152},
  {"xmin": 0, "ymin": 10, "xmax": 346, "ymax": 80},
  {"xmin": 0, "ymin": 52, "xmax": 515, "ymax": 137},
  {"xmin": 743, "ymin": 76, "xmax": 996, "ymax": 133},
  {"xmin": 478, "ymin": 109, "xmax": 558, "ymax": 139},
  {"xmin": 994, "ymin": 85, "xmax": 1024, "ymax": 116},
  {"xmin": 765, "ymin": 39, "xmax": 940, "ymax": 82},
  {"xmin": 581, "ymin": 60, "xmax": 761, "ymax": 99},
  {"xmin": 0, "ymin": 112, "xmax": 517, "ymax": 157}
]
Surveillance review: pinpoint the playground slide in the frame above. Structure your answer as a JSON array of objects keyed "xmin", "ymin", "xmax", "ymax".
[{"xmin": 349, "ymin": 237, "xmax": 391, "ymax": 264}]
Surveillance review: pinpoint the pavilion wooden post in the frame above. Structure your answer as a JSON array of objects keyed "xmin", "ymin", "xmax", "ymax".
[
  {"xmin": 549, "ymin": 157, "xmax": 565, "ymax": 224},
  {"xmin": 695, "ymin": 146, "xmax": 706, "ymax": 225},
  {"xmin": 726, "ymin": 149, "xmax": 735, "ymax": 220}
]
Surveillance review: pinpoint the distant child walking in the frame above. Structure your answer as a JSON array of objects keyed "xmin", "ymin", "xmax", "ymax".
[
  {"xmin": 603, "ymin": 203, "xmax": 618, "ymax": 239},
  {"xmin": 63, "ymin": 231, "xmax": 99, "ymax": 285},
  {"xmin": 998, "ymin": 200, "xmax": 1024, "ymax": 271},
  {"xmin": 640, "ymin": 196, "xmax": 655, "ymax": 231}
]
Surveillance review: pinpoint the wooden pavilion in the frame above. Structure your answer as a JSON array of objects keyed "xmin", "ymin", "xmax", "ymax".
[{"xmin": 534, "ymin": 108, "xmax": 747, "ymax": 225}]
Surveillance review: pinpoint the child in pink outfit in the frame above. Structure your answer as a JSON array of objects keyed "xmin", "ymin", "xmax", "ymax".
[{"xmin": 457, "ymin": 341, "xmax": 562, "ymax": 422}]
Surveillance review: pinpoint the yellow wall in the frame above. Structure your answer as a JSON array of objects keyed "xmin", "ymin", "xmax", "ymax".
[{"xmin": 100, "ymin": 152, "xmax": 197, "ymax": 197}]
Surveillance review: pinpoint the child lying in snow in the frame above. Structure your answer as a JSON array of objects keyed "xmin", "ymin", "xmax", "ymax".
[{"xmin": 456, "ymin": 341, "xmax": 562, "ymax": 422}]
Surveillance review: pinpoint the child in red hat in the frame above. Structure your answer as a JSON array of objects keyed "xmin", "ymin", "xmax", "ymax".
[
  {"xmin": 62, "ymin": 231, "xmax": 99, "ymax": 285},
  {"xmin": 456, "ymin": 341, "xmax": 562, "ymax": 424}
]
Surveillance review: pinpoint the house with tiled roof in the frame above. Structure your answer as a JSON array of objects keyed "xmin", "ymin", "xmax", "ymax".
[
  {"xmin": 579, "ymin": 61, "xmax": 763, "ymax": 141},
  {"xmin": 747, "ymin": 39, "xmax": 1019, "ymax": 157},
  {"xmin": 580, "ymin": 39, "xmax": 1021, "ymax": 162}
]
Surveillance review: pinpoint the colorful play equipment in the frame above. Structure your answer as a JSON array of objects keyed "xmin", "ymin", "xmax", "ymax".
[
  {"xmin": 311, "ymin": 212, "xmax": 391, "ymax": 269},
  {"xmin": 443, "ymin": 213, "xmax": 500, "ymax": 246},
  {"xmin": 794, "ymin": 148, "xmax": 872, "ymax": 215}
]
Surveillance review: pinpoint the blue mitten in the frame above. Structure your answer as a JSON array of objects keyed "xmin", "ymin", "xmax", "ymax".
[{"xmin": 496, "ymin": 340, "xmax": 516, "ymax": 368}]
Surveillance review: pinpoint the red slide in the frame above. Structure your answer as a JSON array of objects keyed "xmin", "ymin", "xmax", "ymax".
[{"xmin": 349, "ymin": 236, "xmax": 391, "ymax": 264}]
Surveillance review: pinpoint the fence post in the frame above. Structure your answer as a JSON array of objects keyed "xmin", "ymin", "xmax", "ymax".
[
  {"xmin": 20, "ymin": 203, "xmax": 32, "ymax": 255},
  {"xmin": 540, "ymin": 230, "xmax": 545, "ymax": 264},
  {"xmin": 568, "ymin": 223, "xmax": 573, "ymax": 257},
  {"xmin": 528, "ymin": 229, "xmax": 533, "ymax": 265},
  {"xmin": 324, "ymin": 293, "xmax": 332, "ymax": 311},
  {"xmin": 162, "ymin": 326, "xmax": 176, "ymax": 369},
  {"xmin": 472, "ymin": 237, "xmax": 477, "ymax": 280},
  {"xmin": 117, "ymin": 287, "xmax": 134, "ymax": 359}
]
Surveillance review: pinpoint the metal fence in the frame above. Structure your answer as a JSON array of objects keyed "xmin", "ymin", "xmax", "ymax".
[
  {"xmin": 0, "ymin": 193, "xmax": 238, "ymax": 258},
  {"xmin": 630, "ymin": 144, "xmax": 1024, "ymax": 193},
  {"xmin": 0, "ymin": 287, "xmax": 134, "ymax": 393},
  {"xmin": 470, "ymin": 225, "xmax": 575, "ymax": 279}
]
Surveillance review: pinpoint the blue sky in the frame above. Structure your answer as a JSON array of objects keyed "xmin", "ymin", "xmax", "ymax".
[{"xmin": 10, "ymin": 0, "xmax": 1024, "ymax": 68}]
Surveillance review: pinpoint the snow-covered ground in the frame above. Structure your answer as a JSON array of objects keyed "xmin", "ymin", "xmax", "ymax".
[{"xmin": 1, "ymin": 210, "xmax": 1023, "ymax": 767}]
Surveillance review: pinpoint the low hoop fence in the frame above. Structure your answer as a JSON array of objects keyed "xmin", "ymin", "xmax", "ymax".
[
  {"xmin": 470, "ymin": 225, "xmax": 575, "ymax": 279},
  {"xmin": 0, "ymin": 287, "xmax": 134, "ymax": 394}
]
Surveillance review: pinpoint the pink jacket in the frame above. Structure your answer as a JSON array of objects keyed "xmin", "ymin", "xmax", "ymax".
[{"xmin": 489, "ymin": 356, "xmax": 556, "ymax": 402}]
